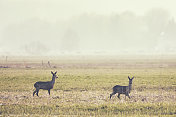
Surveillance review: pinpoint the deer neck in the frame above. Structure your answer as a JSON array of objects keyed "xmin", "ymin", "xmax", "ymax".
[
  {"xmin": 51, "ymin": 76, "xmax": 56, "ymax": 85},
  {"xmin": 128, "ymin": 83, "xmax": 132, "ymax": 92}
]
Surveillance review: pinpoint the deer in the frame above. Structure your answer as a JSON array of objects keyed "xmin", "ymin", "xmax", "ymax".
[
  {"xmin": 110, "ymin": 76, "xmax": 134, "ymax": 99},
  {"xmin": 33, "ymin": 71, "xmax": 58, "ymax": 96}
]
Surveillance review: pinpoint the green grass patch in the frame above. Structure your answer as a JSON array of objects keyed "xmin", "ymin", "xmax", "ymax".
[{"xmin": 0, "ymin": 57, "xmax": 176, "ymax": 116}]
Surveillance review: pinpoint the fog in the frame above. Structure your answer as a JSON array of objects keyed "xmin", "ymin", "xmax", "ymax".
[{"xmin": 0, "ymin": 0, "xmax": 176, "ymax": 56}]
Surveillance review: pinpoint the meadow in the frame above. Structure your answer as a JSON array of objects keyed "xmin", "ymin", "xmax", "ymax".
[{"xmin": 0, "ymin": 55, "xmax": 176, "ymax": 116}]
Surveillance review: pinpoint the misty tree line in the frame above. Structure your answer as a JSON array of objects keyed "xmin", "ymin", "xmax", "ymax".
[{"xmin": 1, "ymin": 8, "xmax": 176, "ymax": 55}]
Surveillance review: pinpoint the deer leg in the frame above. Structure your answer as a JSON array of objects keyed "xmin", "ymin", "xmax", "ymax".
[
  {"xmin": 48, "ymin": 89, "xmax": 50, "ymax": 95},
  {"xmin": 117, "ymin": 93, "xmax": 121, "ymax": 99},
  {"xmin": 125, "ymin": 93, "xmax": 130, "ymax": 99},
  {"xmin": 127, "ymin": 94, "xmax": 130, "ymax": 99},
  {"xmin": 33, "ymin": 89, "xmax": 37, "ymax": 96},
  {"xmin": 36, "ymin": 89, "xmax": 39, "ymax": 97},
  {"xmin": 110, "ymin": 92, "xmax": 116, "ymax": 99}
]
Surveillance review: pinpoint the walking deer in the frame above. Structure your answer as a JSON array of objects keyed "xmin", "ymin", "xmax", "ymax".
[
  {"xmin": 110, "ymin": 76, "xmax": 134, "ymax": 99},
  {"xmin": 33, "ymin": 71, "xmax": 58, "ymax": 96}
]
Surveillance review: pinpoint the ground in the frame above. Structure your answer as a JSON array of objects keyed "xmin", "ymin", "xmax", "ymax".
[{"xmin": 0, "ymin": 55, "xmax": 176, "ymax": 116}]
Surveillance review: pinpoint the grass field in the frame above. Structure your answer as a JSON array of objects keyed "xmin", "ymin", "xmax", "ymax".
[{"xmin": 0, "ymin": 55, "xmax": 176, "ymax": 116}]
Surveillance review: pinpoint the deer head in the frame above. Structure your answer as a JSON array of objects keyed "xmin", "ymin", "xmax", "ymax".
[
  {"xmin": 51, "ymin": 71, "xmax": 58, "ymax": 78},
  {"xmin": 128, "ymin": 76, "xmax": 134, "ymax": 84}
]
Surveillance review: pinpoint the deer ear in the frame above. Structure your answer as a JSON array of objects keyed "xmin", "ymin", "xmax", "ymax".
[
  {"xmin": 132, "ymin": 77, "xmax": 134, "ymax": 79},
  {"xmin": 51, "ymin": 71, "xmax": 53, "ymax": 74},
  {"xmin": 55, "ymin": 71, "xmax": 57, "ymax": 74},
  {"xmin": 128, "ymin": 76, "xmax": 130, "ymax": 79}
]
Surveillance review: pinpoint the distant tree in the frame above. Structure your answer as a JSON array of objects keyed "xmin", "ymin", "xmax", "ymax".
[
  {"xmin": 60, "ymin": 29, "xmax": 80, "ymax": 52},
  {"xmin": 24, "ymin": 41, "xmax": 48, "ymax": 55},
  {"xmin": 143, "ymin": 8, "xmax": 170, "ymax": 50}
]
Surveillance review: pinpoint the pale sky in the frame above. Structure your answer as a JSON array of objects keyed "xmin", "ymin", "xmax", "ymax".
[
  {"xmin": 1, "ymin": 0, "xmax": 176, "ymax": 21},
  {"xmin": 0, "ymin": 0, "xmax": 176, "ymax": 55}
]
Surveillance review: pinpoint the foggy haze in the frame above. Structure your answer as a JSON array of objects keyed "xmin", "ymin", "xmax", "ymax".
[{"xmin": 0, "ymin": 0, "xmax": 176, "ymax": 56}]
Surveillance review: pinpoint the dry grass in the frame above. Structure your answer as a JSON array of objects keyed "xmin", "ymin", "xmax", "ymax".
[{"xmin": 0, "ymin": 56, "xmax": 176, "ymax": 116}]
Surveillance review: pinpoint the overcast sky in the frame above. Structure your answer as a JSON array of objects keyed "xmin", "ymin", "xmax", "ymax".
[{"xmin": 0, "ymin": 0, "xmax": 176, "ymax": 55}]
